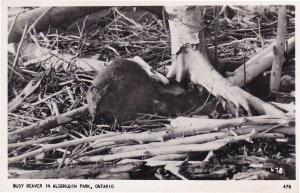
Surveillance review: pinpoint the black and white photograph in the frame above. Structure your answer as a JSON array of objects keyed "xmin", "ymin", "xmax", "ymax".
[{"xmin": 1, "ymin": 1, "xmax": 298, "ymax": 192}]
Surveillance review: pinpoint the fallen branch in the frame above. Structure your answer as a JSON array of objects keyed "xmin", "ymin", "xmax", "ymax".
[
  {"xmin": 8, "ymin": 7, "xmax": 109, "ymax": 43},
  {"xmin": 8, "ymin": 18, "xmax": 30, "ymax": 81},
  {"xmin": 20, "ymin": 43, "xmax": 107, "ymax": 72},
  {"xmin": 227, "ymin": 36, "xmax": 294, "ymax": 87},
  {"xmin": 254, "ymin": 133, "xmax": 285, "ymax": 139},
  {"xmin": 269, "ymin": 102, "xmax": 295, "ymax": 113},
  {"xmin": 230, "ymin": 125, "xmax": 295, "ymax": 135},
  {"xmin": 111, "ymin": 130, "xmax": 285, "ymax": 154},
  {"xmin": 147, "ymin": 154, "xmax": 189, "ymax": 161},
  {"xmin": 111, "ymin": 132, "xmax": 230, "ymax": 154},
  {"xmin": 8, "ymin": 105, "xmax": 89, "ymax": 143},
  {"xmin": 92, "ymin": 115, "xmax": 292, "ymax": 148},
  {"xmin": 8, "ymin": 134, "xmax": 67, "ymax": 149},
  {"xmin": 8, "ymin": 132, "xmax": 119, "ymax": 164},
  {"xmin": 60, "ymin": 131, "xmax": 255, "ymax": 163},
  {"xmin": 170, "ymin": 115, "xmax": 293, "ymax": 130},
  {"xmin": 8, "ymin": 114, "xmax": 293, "ymax": 163}
]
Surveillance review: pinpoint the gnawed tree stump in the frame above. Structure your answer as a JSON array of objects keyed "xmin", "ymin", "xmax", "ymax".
[{"xmin": 165, "ymin": 6, "xmax": 285, "ymax": 116}]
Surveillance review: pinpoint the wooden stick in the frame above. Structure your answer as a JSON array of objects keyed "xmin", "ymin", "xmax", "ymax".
[
  {"xmin": 227, "ymin": 36, "xmax": 294, "ymax": 87},
  {"xmin": 8, "ymin": 132, "xmax": 119, "ymax": 164},
  {"xmin": 8, "ymin": 134, "xmax": 67, "ymax": 149},
  {"xmin": 8, "ymin": 19, "xmax": 29, "ymax": 81},
  {"xmin": 9, "ymin": 114, "xmax": 293, "ymax": 163},
  {"xmin": 111, "ymin": 132, "xmax": 229, "ymax": 153},
  {"xmin": 8, "ymin": 105, "xmax": 89, "ymax": 143},
  {"xmin": 61, "ymin": 131, "xmax": 256, "ymax": 163}
]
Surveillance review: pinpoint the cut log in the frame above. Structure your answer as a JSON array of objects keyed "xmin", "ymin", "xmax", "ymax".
[{"xmin": 8, "ymin": 7, "xmax": 109, "ymax": 43}]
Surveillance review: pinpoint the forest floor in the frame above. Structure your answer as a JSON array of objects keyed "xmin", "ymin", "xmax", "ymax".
[{"xmin": 8, "ymin": 6, "xmax": 295, "ymax": 180}]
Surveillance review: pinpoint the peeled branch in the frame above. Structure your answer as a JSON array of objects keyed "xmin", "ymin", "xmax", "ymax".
[
  {"xmin": 60, "ymin": 132, "xmax": 256, "ymax": 164},
  {"xmin": 227, "ymin": 36, "xmax": 294, "ymax": 87},
  {"xmin": 270, "ymin": 6, "xmax": 287, "ymax": 91}
]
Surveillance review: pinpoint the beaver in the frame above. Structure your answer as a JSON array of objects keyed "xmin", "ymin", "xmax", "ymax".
[{"xmin": 86, "ymin": 59, "xmax": 156, "ymax": 125}]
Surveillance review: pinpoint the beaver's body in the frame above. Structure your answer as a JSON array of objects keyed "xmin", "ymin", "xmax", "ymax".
[{"xmin": 87, "ymin": 59, "xmax": 155, "ymax": 123}]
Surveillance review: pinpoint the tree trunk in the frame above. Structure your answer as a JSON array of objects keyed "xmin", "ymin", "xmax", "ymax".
[
  {"xmin": 270, "ymin": 6, "xmax": 287, "ymax": 91},
  {"xmin": 165, "ymin": 6, "xmax": 285, "ymax": 116}
]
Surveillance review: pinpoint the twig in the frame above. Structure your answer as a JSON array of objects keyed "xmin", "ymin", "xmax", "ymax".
[
  {"xmin": 214, "ymin": 6, "xmax": 219, "ymax": 71},
  {"xmin": 8, "ymin": 65, "xmax": 27, "ymax": 81},
  {"xmin": 57, "ymin": 148, "xmax": 69, "ymax": 169},
  {"xmin": 9, "ymin": 19, "xmax": 30, "ymax": 82},
  {"xmin": 8, "ymin": 13, "xmax": 20, "ymax": 38},
  {"xmin": 188, "ymin": 91, "xmax": 212, "ymax": 116},
  {"xmin": 8, "ymin": 134, "xmax": 67, "ymax": 149},
  {"xmin": 31, "ymin": 87, "xmax": 68, "ymax": 106},
  {"xmin": 260, "ymin": 123, "xmax": 287, "ymax": 134},
  {"xmin": 113, "ymin": 7, "xmax": 142, "ymax": 28},
  {"xmin": 27, "ymin": 8, "xmax": 52, "ymax": 53}
]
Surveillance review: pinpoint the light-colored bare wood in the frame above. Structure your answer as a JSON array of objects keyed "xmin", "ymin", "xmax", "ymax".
[{"xmin": 270, "ymin": 6, "xmax": 287, "ymax": 91}]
